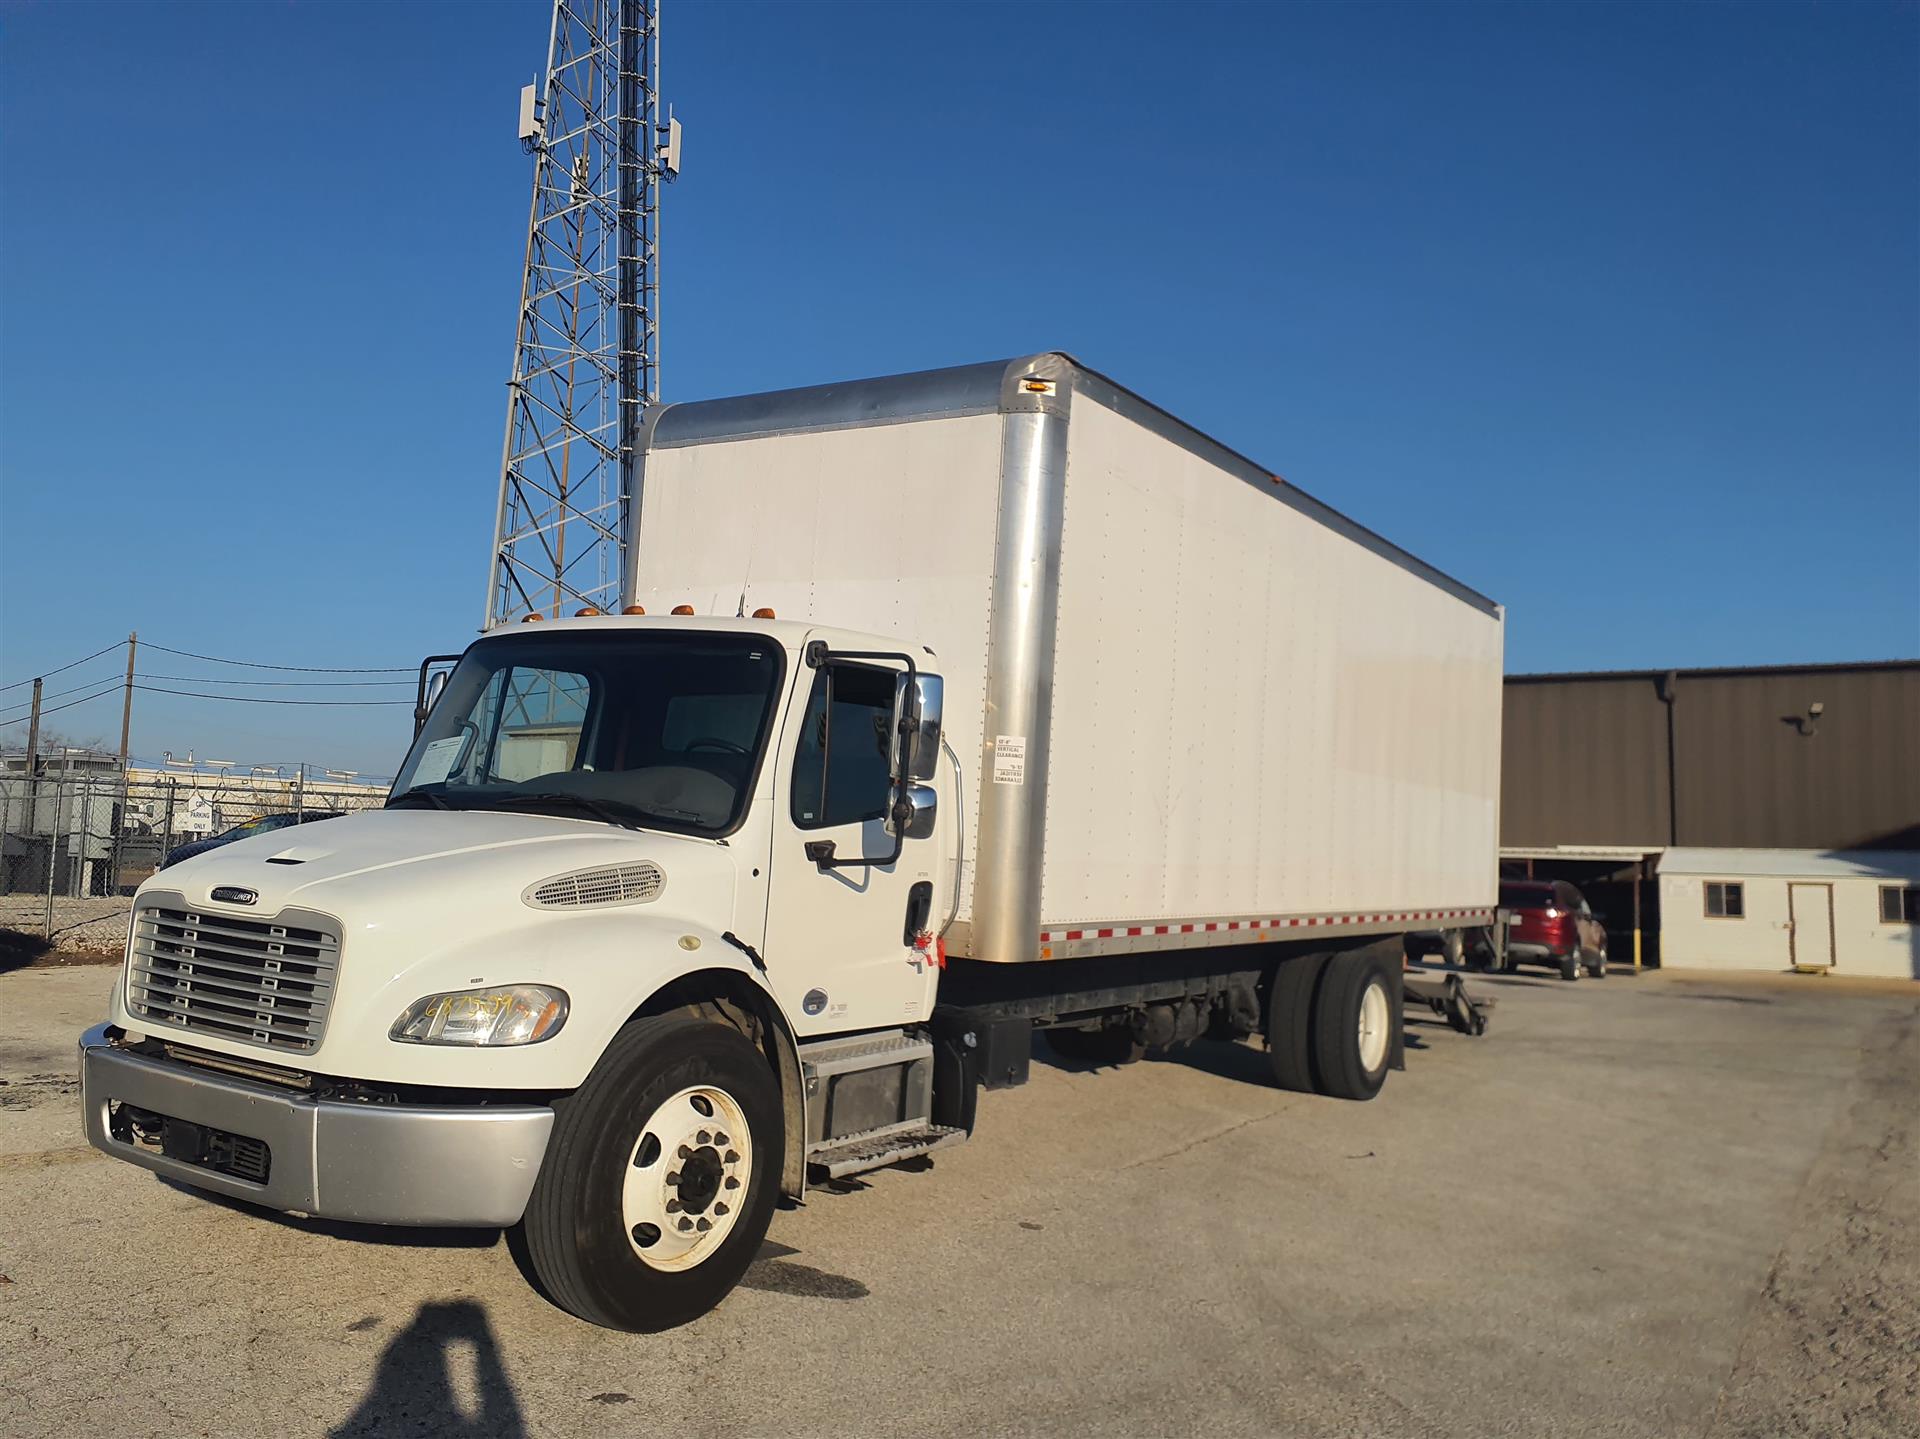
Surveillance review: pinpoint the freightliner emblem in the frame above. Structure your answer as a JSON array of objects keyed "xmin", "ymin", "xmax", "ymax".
[{"xmin": 210, "ymin": 886, "xmax": 258, "ymax": 906}]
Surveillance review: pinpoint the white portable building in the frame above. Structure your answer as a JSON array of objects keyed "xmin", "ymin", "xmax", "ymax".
[{"xmin": 1657, "ymin": 848, "xmax": 1920, "ymax": 979}]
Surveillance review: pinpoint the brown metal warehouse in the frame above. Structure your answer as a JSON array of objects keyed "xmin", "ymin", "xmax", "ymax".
[{"xmin": 1501, "ymin": 660, "xmax": 1920, "ymax": 971}]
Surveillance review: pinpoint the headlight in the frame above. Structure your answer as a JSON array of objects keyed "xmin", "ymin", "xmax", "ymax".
[{"xmin": 389, "ymin": 985, "xmax": 569, "ymax": 1046}]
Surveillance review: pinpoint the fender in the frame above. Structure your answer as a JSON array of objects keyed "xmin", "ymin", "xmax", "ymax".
[{"xmin": 617, "ymin": 956, "xmax": 811, "ymax": 1201}]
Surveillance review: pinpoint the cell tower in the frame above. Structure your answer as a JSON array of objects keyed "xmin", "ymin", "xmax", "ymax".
[{"xmin": 486, "ymin": 0, "xmax": 681, "ymax": 628}]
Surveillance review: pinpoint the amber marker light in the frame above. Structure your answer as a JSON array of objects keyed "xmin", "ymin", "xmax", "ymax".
[
  {"xmin": 574, "ymin": 606, "xmax": 602, "ymax": 617},
  {"xmin": 622, "ymin": 605, "xmax": 647, "ymax": 615},
  {"xmin": 752, "ymin": 607, "xmax": 777, "ymax": 619},
  {"xmin": 671, "ymin": 604, "xmax": 695, "ymax": 615}
]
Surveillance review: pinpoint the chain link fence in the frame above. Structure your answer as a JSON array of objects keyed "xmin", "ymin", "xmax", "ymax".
[{"xmin": 0, "ymin": 770, "xmax": 386, "ymax": 949}]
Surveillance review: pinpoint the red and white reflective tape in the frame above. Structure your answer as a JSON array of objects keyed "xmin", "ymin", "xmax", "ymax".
[{"xmin": 1040, "ymin": 907, "xmax": 1488, "ymax": 945}]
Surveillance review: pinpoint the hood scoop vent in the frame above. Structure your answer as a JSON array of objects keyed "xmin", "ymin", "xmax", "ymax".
[
  {"xmin": 265, "ymin": 844, "xmax": 334, "ymax": 865},
  {"xmin": 525, "ymin": 861, "xmax": 665, "ymax": 910}
]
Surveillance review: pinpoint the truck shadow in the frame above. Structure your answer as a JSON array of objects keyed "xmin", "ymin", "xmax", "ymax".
[
  {"xmin": 1031, "ymin": 1035, "xmax": 1278, "ymax": 1088},
  {"xmin": 156, "ymin": 1179, "xmax": 502, "ymax": 1247},
  {"xmin": 329, "ymin": 1299, "xmax": 525, "ymax": 1438}
]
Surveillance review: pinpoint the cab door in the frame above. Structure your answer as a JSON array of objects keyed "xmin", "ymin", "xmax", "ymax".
[{"xmin": 760, "ymin": 655, "xmax": 941, "ymax": 1036}]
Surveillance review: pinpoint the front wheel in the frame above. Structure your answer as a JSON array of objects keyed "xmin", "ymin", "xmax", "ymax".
[{"xmin": 521, "ymin": 1012, "xmax": 783, "ymax": 1332}]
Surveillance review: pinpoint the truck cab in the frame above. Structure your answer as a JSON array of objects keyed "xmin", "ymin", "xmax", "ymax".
[{"xmin": 80, "ymin": 614, "xmax": 954, "ymax": 1331}]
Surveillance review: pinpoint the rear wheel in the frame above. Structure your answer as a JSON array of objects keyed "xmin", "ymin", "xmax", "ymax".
[
  {"xmin": 1559, "ymin": 950, "xmax": 1582, "ymax": 982},
  {"xmin": 1441, "ymin": 930, "xmax": 1465, "ymax": 968},
  {"xmin": 1310, "ymin": 949, "xmax": 1397, "ymax": 1101},
  {"xmin": 1588, "ymin": 950, "xmax": 1609, "ymax": 978},
  {"xmin": 1265, "ymin": 952, "xmax": 1331, "ymax": 1093},
  {"xmin": 521, "ymin": 1012, "xmax": 782, "ymax": 1332}
]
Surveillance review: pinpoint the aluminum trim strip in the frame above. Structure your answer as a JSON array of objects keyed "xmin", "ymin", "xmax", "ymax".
[
  {"xmin": 1010, "ymin": 908, "xmax": 1499, "ymax": 962},
  {"xmin": 970, "ymin": 368, "xmax": 1073, "ymax": 964}
]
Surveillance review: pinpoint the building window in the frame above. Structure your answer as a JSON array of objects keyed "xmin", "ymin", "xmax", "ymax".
[
  {"xmin": 1880, "ymin": 886, "xmax": 1920, "ymax": 924},
  {"xmin": 1704, "ymin": 881, "xmax": 1744, "ymax": 919}
]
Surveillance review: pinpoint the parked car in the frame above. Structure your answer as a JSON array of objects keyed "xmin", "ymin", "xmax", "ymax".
[
  {"xmin": 1500, "ymin": 879, "xmax": 1607, "ymax": 981},
  {"xmin": 158, "ymin": 810, "xmax": 342, "ymax": 870}
]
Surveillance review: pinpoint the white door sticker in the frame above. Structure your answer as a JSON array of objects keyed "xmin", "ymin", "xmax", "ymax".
[
  {"xmin": 992, "ymin": 734, "xmax": 1027, "ymax": 786},
  {"xmin": 411, "ymin": 735, "xmax": 466, "ymax": 788}
]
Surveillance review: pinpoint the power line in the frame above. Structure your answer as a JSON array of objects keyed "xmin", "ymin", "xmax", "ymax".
[
  {"xmin": 0, "ymin": 670, "xmax": 125, "ymax": 710},
  {"xmin": 133, "ymin": 684, "xmax": 412, "ymax": 707},
  {"xmin": 143, "ymin": 642, "xmax": 416, "ymax": 674},
  {"xmin": 135, "ymin": 673, "xmax": 413, "ymax": 688},
  {"xmin": 0, "ymin": 683, "xmax": 123, "ymax": 725},
  {"xmin": 0, "ymin": 639, "xmax": 126, "ymax": 692}
]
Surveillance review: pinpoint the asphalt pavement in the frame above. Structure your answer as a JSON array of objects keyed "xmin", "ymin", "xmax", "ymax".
[{"xmin": 1, "ymin": 962, "xmax": 1914, "ymax": 1438}]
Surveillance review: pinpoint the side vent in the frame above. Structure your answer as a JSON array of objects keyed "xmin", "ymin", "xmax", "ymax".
[{"xmin": 524, "ymin": 862, "xmax": 665, "ymax": 910}]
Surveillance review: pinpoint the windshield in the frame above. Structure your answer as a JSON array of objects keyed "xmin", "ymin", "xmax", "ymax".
[{"xmin": 389, "ymin": 630, "xmax": 784, "ymax": 837}]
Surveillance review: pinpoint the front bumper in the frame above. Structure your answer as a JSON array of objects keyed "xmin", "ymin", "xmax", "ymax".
[{"xmin": 78, "ymin": 1024, "xmax": 554, "ymax": 1226}]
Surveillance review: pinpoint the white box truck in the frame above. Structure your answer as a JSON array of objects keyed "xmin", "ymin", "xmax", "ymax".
[{"xmin": 80, "ymin": 354, "xmax": 1503, "ymax": 1331}]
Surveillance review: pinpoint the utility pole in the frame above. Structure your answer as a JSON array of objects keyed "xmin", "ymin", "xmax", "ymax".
[
  {"xmin": 118, "ymin": 632, "xmax": 138, "ymax": 776},
  {"xmin": 24, "ymin": 678, "xmax": 42, "ymax": 777},
  {"xmin": 486, "ymin": 0, "xmax": 678, "ymax": 629},
  {"xmin": 23, "ymin": 677, "xmax": 42, "ymax": 831}
]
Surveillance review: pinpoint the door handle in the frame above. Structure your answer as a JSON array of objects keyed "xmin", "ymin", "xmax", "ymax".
[{"xmin": 904, "ymin": 881, "xmax": 933, "ymax": 946}]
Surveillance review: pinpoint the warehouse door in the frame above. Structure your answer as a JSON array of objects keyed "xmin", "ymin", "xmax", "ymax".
[{"xmin": 1788, "ymin": 883, "xmax": 1835, "ymax": 971}]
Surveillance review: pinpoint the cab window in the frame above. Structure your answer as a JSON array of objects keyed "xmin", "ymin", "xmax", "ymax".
[{"xmin": 791, "ymin": 665, "xmax": 895, "ymax": 829}]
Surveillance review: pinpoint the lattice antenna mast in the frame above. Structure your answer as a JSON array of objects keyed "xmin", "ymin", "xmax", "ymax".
[{"xmin": 486, "ymin": 0, "xmax": 678, "ymax": 628}]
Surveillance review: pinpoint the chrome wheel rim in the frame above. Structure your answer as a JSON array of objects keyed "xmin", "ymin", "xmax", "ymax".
[{"xmin": 622, "ymin": 1084, "xmax": 752, "ymax": 1271}]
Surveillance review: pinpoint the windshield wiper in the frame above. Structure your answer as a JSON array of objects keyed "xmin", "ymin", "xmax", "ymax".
[
  {"xmin": 485, "ymin": 791, "xmax": 651, "ymax": 830},
  {"xmin": 386, "ymin": 790, "xmax": 451, "ymax": 811}
]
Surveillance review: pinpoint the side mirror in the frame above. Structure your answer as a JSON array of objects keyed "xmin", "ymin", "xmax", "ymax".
[
  {"xmin": 887, "ymin": 783, "xmax": 938, "ymax": 841},
  {"xmin": 413, "ymin": 656, "xmax": 463, "ymax": 738},
  {"xmin": 892, "ymin": 672, "xmax": 944, "ymax": 783}
]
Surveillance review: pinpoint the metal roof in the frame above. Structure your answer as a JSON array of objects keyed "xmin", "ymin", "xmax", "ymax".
[
  {"xmin": 1656, "ymin": 848, "xmax": 1920, "ymax": 882},
  {"xmin": 1508, "ymin": 659, "xmax": 1919, "ymax": 683}
]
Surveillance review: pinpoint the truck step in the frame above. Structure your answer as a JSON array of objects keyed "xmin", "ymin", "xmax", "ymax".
[
  {"xmin": 798, "ymin": 1028, "xmax": 931, "ymax": 1080},
  {"xmin": 807, "ymin": 1122, "xmax": 967, "ymax": 1180}
]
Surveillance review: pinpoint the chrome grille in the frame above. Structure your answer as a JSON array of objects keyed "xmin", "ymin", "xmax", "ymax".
[
  {"xmin": 127, "ymin": 903, "xmax": 340, "ymax": 1053},
  {"xmin": 526, "ymin": 862, "xmax": 664, "ymax": 909}
]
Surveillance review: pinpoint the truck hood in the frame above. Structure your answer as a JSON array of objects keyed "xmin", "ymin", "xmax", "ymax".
[
  {"xmin": 149, "ymin": 807, "xmax": 720, "ymax": 914},
  {"xmin": 117, "ymin": 807, "xmax": 757, "ymax": 1088}
]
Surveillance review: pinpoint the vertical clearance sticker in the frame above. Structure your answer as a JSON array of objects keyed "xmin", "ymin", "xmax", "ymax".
[{"xmin": 993, "ymin": 734, "xmax": 1027, "ymax": 785}]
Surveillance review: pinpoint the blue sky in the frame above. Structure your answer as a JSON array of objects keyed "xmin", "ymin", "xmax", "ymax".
[{"xmin": 2, "ymin": 0, "xmax": 1915, "ymax": 776}]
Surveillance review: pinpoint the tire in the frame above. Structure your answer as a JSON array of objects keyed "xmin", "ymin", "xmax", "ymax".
[
  {"xmin": 521, "ymin": 1012, "xmax": 783, "ymax": 1332},
  {"xmin": 1442, "ymin": 930, "xmax": 1465, "ymax": 968},
  {"xmin": 1589, "ymin": 951, "xmax": 1609, "ymax": 979},
  {"xmin": 1559, "ymin": 950, "xmax": 1581, "ymax": 982},
  {"xmin": 1041, "ymin": 1023, "xmax": 1145, "ymax": 1066},
  {"xmin": 1310, "ymin": 949, "xmax": 1397, "ymax": 1102},
  {"xmin": 1265, "ymin": 952, "xmax": 1332, "ymax": 1093}
]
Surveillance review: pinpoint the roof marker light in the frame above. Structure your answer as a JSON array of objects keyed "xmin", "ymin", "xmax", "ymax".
[
  {"xmin": 522, "ymin": 612, "xmax": 544, "ymax": 623},
  {"xmin": 575, "ymin": 606, "xmax": 602, "ymax": 617},
  {"xmin": 671, "ymin": 604, "xmax": 695, "ymax": 616},
  {"xmin": 752, "ymin": 607, "xmax": 776, "ymax": 619},
  {"xmin": 622, "ymin": 605, "xmax": 646, "ymax": 615}
]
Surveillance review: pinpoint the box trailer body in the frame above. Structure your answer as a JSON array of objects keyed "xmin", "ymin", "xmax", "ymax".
[
  {"xmin": 625, "ymin": 352, "xmax": 1504, "ymax": 964},
  {"xmin": 80, "ymin": 353, "xmax": 1504, "ymax": 1333}
]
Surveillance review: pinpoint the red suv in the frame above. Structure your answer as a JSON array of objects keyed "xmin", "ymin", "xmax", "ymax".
[{"xmin": 1500, "ymin": 880, "xmax": 1607, "ymax": 981}]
